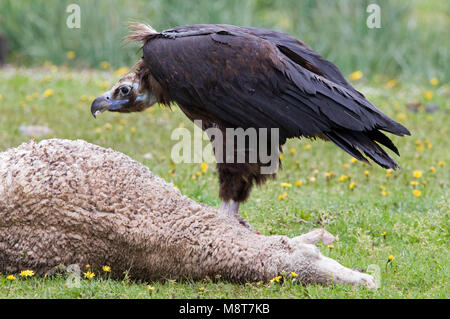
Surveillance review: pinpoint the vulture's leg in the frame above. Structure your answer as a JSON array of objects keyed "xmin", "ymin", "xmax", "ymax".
[{"xmin": 218, "ymin": 200, "xmax": 252, "ymax": 228}]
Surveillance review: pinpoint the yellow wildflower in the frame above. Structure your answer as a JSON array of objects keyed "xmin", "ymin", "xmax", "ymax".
[
  {"xmin": 324, "ymin": 171, "xmax": 335, "ymax": 179},
  {"xmin": 380, "ymin": 185, "xmax": 386, "ymax": 191},
  {"xmin": 412, "ymin": 189, "xmax": 421, "ymax": 197},
  {"xmin": 349, "ymin": 70, "xmax": 363, "ymax": 81},
  {"xmin": 424, "ymin": 139, "xmax": 432, "ymax": 149},
  {"xmin": 364, "ymin": 170, "xmax": 370, "ymax": 176},
  {"xmin": 80, "ymin": 95, "xmax": 88, "ymax": 101},
  {"xmin": 279, "ymin": 192, "xmax": 288, "ymax": 200},
  {"xmin": 7, "ymin": 275, "xmax": 16, "ymax": 281},
  {"xmin": 339, "ymin": 175, "xmax": 349, "ymax": 182},
  {"xmin": 83, "ymin": 271, "xmax": 95, "ymax": 280},
  {"xmin": 114, "ymin": 67, "xmax": 128, "ymax": 77},
  {"xmin": 201, "ymin": 162, "xmax": 208, "ymax": 173},
  {"xmin": 424, "ymin": 91, "xmax": 433, "ymax": 100},
  {"xmin": 20, "ymin": 270, "xmax": 34, "ymax": 278},
  {"xmin": 195, "ymin": 171, "xmax": 202, "ymax": 176},
  {"xmin": 349, "ymin": 182, "xmax": 355, "ymax": 190},
  {"xmin": 147, "ymin": 285, "xmax": 155, "ymax": 291},
  {"xmin": 438, "ymin": 161, "xmax": 446, "ymax": 167},
  {"xmin": 0, "ymin": 93, "xmax": 3, "ymax": 100},
  {"xmin": 43, "ymin": 89, "xmax": 54, "ymax": 98},
  {"xmin": 100, "ymin": 61, "xmax": 111, "ymax": 70},
  {"xmin": 290, "ymin": 147, "xmax": 296, "ymax": 154},
  {"xmin": 385, "ymin": 79, "xmax": 397, "ymax": 89},
  {"xmin": 104, "ymin": 123, "xmax": 113, "ymax": 130},
  {"xmin": 388, "ymin": 255, "xmax": 395, "ymax": 262},
  {"xmin": 429, "ymin": 166, "xmax": 436, "ymax": 173},
  {"xmin": 386, "ymin": 169, "xmax": 392, "ymax": 178},
  {"xmin": 430, "ymin": 78, "xmax": 439, "ymax": 86},
  {"xmin": 343, "ymin": 163, "xmax": 350, "ymax": 169},
  {"xmin": 280, "ymin": 182, "xmax": 292, "ymax": 188},
  {"xmin": 271, "ymin": 275, "xmax": 282, "ymax": 283},
  {"xmin": 199, "ymin": 286, "xmax": 205, "ymax": 291},
  {"xmin": 66, "ymin": 51, "xmax": 76, "ymax": 59},
  {"xmin": 130, "ymin": 126, "xmax": 137, "ymax": 134},
  {"xmin": 295, "ymin": 180, "xmax": 303, "ymax": 187},
  {"xmin": 119, "ymin": 119, "xmax": 127, "ymax": 125},
  {"xmin": 350, "ymin": 158, "xmax": 358, "ymax": 163},
  {"xmin": 117, "ymin": 125, "xmax": 124, "ymax": 132},
  {"xmin": 102, "ymin": 265, "xmax": 111, "ymax": 273},
  {"xmin": 95, "ymin": 127, "xmax": 102, "ymax": 134},
  {"xmin": 412, "ymin": 170, "xmax": 422, "ymax": 179},
  {"xmin": 396, "ymin": 113, "xmax": 406, "ymax": 121},
  {"xmin": 381, "ymin": 231, "xmax": 386, "ymax": 237},
  {"xmin": 290, "ymin": 272, "xmax": 298, "ymax": 278},
  {"xmin": 100, "ymin": 81, "xmax": 109, "ymax": 89},
  {"xmin": 327, "ymin": 244, "xmax": 334, "ymax": 249},
  {"xmin": 304, "ymin": 144, "xmax": 311, "ymax": 150},
  {"xmin": 279, "ymin": 154, "xmax": 284, "ymax": 160},
  {"xmin": 410, "ymin": 181, "xmax": 419, "ymax": 187}
]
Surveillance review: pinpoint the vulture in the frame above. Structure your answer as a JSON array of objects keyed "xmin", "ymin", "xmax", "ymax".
[{"xmin": 91, "ymin": 24, "xmax": 410, "ymax": 227}]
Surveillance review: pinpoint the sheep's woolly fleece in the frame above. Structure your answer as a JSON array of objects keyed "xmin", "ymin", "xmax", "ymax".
[{"xmin": 0, "ymin": 139, "xmax": 376, "ymax": 288}]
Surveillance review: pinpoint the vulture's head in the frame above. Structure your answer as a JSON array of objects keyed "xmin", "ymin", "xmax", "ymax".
[{"xmin": 91, "ymin": 72, "xmax": 156, "ymax": 118}]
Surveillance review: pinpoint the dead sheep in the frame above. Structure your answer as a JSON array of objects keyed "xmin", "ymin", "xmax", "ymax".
[{"xmin": 0, "ymin": 139, "xmax": 376, "ymax": 288}]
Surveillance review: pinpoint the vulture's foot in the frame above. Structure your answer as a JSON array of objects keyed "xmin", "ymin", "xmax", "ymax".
[{"xmin": 219, "ymin": 200, "xmax": 253, "ymax": 230}]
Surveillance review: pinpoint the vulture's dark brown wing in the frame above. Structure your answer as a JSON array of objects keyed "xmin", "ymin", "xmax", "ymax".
[{"xmin": 143, "ymin": 24, "xmax": 409, "ymax": 168}]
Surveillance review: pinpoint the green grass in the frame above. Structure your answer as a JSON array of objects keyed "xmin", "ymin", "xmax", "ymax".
[
  {"xmin": 0, "ymin": 67, "xmax": 449, "ymax": 298},
  {"xmin": 0, "ymin": 0, "xmax": 448, "ymax": 82}
]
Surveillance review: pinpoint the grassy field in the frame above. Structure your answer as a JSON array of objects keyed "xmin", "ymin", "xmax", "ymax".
[{"xmin": 0, "ymin": 65, "xmax": 448, "ymax": 298}]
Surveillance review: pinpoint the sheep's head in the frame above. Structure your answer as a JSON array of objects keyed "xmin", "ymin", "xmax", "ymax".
[{"xmin": 91, "ymin": 72, "xmax": 156, "ymax": 117}]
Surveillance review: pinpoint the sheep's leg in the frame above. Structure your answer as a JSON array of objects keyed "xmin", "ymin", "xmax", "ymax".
[
  {"xmin": 292, "ymin": 228, "xmax": 336, "ymax": 245},
  {"xmin": 219, "ymin": 200, "xmax": 252, "ymax": 229}
]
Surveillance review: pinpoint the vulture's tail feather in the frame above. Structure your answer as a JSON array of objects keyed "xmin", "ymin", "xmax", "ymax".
[{"xmin": 324, "ymin": 129, "xmax": 400, "ymax": 169}]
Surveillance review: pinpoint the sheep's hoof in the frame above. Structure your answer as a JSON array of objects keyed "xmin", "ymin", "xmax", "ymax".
[{"xmin": 236, "ymin": 215, "xmax": 253, "ymax": 230}]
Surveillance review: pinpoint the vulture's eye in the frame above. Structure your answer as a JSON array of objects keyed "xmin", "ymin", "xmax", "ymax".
[{"xmin": 119, "ymin": 85, "xmax": 131, "ymax": 96}]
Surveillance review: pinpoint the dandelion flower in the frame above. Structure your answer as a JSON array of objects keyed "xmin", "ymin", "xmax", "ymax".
[
  {"xmin": 147, "ymin": 285, "xmax": 155, "ymax": 291},
  {"xmin": 84, "ymin": 271, "xmax": 95, "ymax": 280},
  {"xmin": 364, "ymin": 170, "xmax": 370, "ymax": 176},
  {"xmin": 430, "ymin": 78, "xmax": 439, "ymax": 86},
  {"xmin": 102, "ymin": 265, "xmax": 111, "ymax": 273},
  {"xmin": 327, "ymin": 244, "xmax": 334, "ymax": 249},
  {"xmin": 424, "ymin": 91, "xmax": 433, "ymax": 100},
  {"xmin": 295, "ymin": 180, "xmax": 303, "ymax": 187},
  {"xmin": 66, "ymin": 51, "xmax": 76, "ymax": 60},
  {"xmin": 396, "ymin": 113, "xmax": 406, "ymax": 121},
  {"xmin": 349, "ymin": 182, "xmax": 355, "ymax": 190},
  {"xmin": 279, "ymin": 154, "xmax": 284, "ymax": 160},
  {"xmin": 410, "ymin": 181, "xmax": 419, "ymax": 187},
  {"xmin": 201, "ymin": 162, "xmax": 208, "ymax": 173},
  {"xmin": 280, "ymin": 182, "xmax": 292, "ymax": 188},
  {"xmin": 271, "ymin": 275, "xmax": 282, "ymax": 283},
  {"xmin": 199, "ymin": 286, "xmax": 205, "ymax": 291},
  {"xmin": 349, "ymin": 158, "xmax": 357, "ymax": 164},
  {"xmin": 304, "ymin": 144, "xmax": 311, "ymax": 150},
  {"xmin": 386, "ymin": 169, "xmax": 392, "ymax": 178},
  {"xmin": 290, "ymin": 147, "xmax": 296, "ymax": 154},
  {"xmin": 339, "ymin": 175, "xmax": 349, "ymax": 182},
  {"xmin": 412, "ymin": 189, "xmax": 421, "ymax": 197},
  {"xmin": 381, "ymin": 231, "xmax": 386, "ymax": 237},
  {"xmin": 429, "ymin": 166, "xmax": 436, "ymax": 173},
  {"xmin": 412, "ymin": 170, "xmax": 422, "ymax": 178},
  {"xmin": 290, "ymin": 272, "xmax": 298, "ymax": 278},
  {"xmin": 349, "ymin": 70, "xmax": 363, "ymax": 81},
  {"xmin": 388, "ymin": 255, "xmax": 395, "ymax": 262},
  {"xmin": 100, "ymin": 61, "xmax": 111, "ymax": 70},
  {"xmin": 130, "ymin": 126, "xmax": 137, "ymax": 134},
  {"xmin": 43, "ymin": 89, "xmax": 54, "ymax": 98},
  {"xmin": 114, "ymin": 67, "xmax": 128, "ymax": 77},
  {"xmin": 7, "ymin": 275, "xmax": 16, "ymax": 281},
  {"xmin": 20, "ymin": 270, "xmax": 34, "ymax": 278},
  {"xmin": 279, "ymin": 192, "xmax": 288, "ymax": 200},
  {"xmin": 438, "ymin": 161, "xmax": 446, "ymax": 167}
]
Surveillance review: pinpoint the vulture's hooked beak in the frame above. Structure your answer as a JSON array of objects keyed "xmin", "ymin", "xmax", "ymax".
[{"xmin": 90, "ymin": 95, "xmax": 129, "ymax": 118}]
